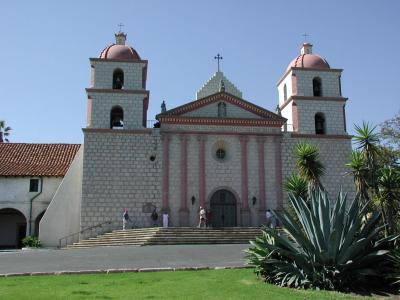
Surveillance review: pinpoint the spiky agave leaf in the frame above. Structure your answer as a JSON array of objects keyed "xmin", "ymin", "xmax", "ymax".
[{"xmin": 247, "ymin": 188, "xmax": 399, "ymax": 290}]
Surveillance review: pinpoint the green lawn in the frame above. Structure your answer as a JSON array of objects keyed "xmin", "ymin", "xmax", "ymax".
[{"xmin": 0, "ymin": 268, "xmax": 375, "ymax": 300}]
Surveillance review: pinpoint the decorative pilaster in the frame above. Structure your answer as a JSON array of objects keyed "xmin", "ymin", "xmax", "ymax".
[
  {"xmin": 257, "ymin": 137, "xmax": 266, "ymax": 224},
  {"xmin": 197, "ymin": 135, "xmax": 206, "ymax": 208},
  {"xmin": 161, "ymin": 134, "xmax": 171, "ymax": 213},
  {"xmin": 179, "ymin": 134, "xmax": 189, "ymax": 226},
  {"xmin": 239, "ymin": 135, "xmax": 250, "ymax": 226},
  {"xmin": 274, "ymin": 136, "xmax": 283, "ymax": 210}
]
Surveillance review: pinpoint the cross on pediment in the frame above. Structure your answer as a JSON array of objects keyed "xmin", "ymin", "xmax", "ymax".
[{"xmin": 214, "ymin": 53, "xmax": 223, "ymax": 72}]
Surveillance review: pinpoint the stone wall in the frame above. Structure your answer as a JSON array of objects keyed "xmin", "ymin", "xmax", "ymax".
[
  {"xmin": 81, "ymin": 129, "xmax": 162, "ymax": 234},
  {"xmin": 296, "ymin": 100, "xmax": 346, "ymax": 135},
  {"xmin": 90, "ymin": 60, "xmax": 146, "ymax": 90},
  {"xmin": 281, "ymin": 134, "xmax": 355, "ymax": 206},
  {"xmin": 294, "ymin": 69, "xmax": 341, "ymax": 97},
  {"xmin": 183, "ymin": 102, "xmax": 262, "ymax": 119},
  {"xmin": 87, "ymin": 91, "xmax": 146, "ymax": 129}
]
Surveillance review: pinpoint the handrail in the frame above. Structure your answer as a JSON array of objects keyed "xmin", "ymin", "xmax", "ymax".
[{"xmin": 58, "ymin": 220, "xmax": 112, "ymax": 249}]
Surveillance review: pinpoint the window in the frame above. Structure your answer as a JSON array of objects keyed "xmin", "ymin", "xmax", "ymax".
[
  {"xmin": 112, "ymin": 69, "xmax": 124, "ymax": 89},
  {"xmin": 313, "ymin": 77, "xmax": 322, "ymax": 97},
  {"xmin": 216, "ymin": 148, "xmax": 226, "ymax": 160},
  {"xmin": 218, "ymin": 102, "xmax": 227, "ymax": 117},
  {"xmin": 283, "ymin": 84, "xmax": 287, "ymax": 101},
  {"xmin": 110, "ymin": 106, "xmax": 124, "ymax": 128},
  {"xmin": 315, "ymin": 113, "xmax": 326, "ymax": 134},
  {"xmin": 29, "ymin": 179, "xmax": 39, "ymax": 192}
]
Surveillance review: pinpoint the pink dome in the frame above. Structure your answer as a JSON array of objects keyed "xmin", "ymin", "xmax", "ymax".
[
  {"xmin": 99, "ymin": 44, "xmax": 141, "ymax": 60},
  {"xmin": 287, "ymin": 53, "xmax": 330, "ymax": 71}
]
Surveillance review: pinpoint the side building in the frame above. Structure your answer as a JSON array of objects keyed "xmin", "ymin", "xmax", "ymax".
[{"xmin": 0, "ymin": 143, "xmax": 80, "ymax": 248}]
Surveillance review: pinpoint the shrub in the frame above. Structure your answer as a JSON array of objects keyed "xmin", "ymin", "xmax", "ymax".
[
  {"xmin": 246, "ymin": 189, "xmax": 399, "ymax": 291},
  {"xmin": 22, "ymin": 236, "xmax": 41, "ymax": 248}
]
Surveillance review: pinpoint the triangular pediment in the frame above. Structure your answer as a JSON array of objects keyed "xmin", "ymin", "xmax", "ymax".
[{"xmin": 156, "ymin": 92, "xmax": 286, "ymax": 127}]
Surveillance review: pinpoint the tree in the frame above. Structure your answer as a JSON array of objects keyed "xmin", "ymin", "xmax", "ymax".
[
  {"xmin": 294, "ymin": 142, "xmax": 325, "ymax": 194},
  {"xmin": 284, "ymin": 173, "xmax": 308, "ymax": 200},
  {"xmin": 0, "ymin": 120, "xmax": 12, "ymax": 143},
  {"xmin": 353, "ymin": 122, "xmax": 380, "ymax": 196},
  {"xmin": 376, "ymin": 168, "xmax": 400, "ymax": 235},
  {"xmin": 378, "ymin": 111, "xmax": 400, "ymax": 170},
  {"xmin": 346, "ymin": 150, "xmax": 370, "ymax": 206}
]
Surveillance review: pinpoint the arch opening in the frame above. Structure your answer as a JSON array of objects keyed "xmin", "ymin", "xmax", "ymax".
[
  {"xmin": 0, "ymin": 208, "xmax": 26, "ymax": 249},
  {"xmin": 313, "ymin": 77, "xmax": 322, "ymax": 97},
  {"xmin": 110, "ymin": 106, "xmax": 124, "ymax": 129},
  {"xmin": 112, "ymin": 69, "xmax": 124, "ymax": 89},
  {"xmin": 34, "ymin": 210, "xmax": 46, "ymax": 237},
  {"xmin": 209, "ymin": 189, "xmax": 237, "ymax": 227},
  {"xmin": 217, "ymin": 102, "xmax": 227, "ymax": 117},
  {"xmin": 315, "ymin": 112, "xmax": 326, "ymax": 134}
]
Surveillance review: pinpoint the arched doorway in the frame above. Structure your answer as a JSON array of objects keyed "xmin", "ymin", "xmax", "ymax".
[
  {"xmin": 0, "ymin": 208, "xmax": 27, "ymax": 249},
  {"xmin": 210, "ymin": 190, "xmax": 237, "ymax": 227},
  {"xmin": 34, "ymin": 210, "xmax": 46, "ymax": 237}
]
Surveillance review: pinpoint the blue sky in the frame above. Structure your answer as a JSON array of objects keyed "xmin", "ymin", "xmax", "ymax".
[{"xmin": 0, "ymin": 0, "xmax": 399, "ymax": 143}]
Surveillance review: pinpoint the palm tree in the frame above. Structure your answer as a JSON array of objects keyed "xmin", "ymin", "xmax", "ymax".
[
  {"xmin": 0, "ymin": 120, "xmax": 12, "ymax": 143},
  {"xmin": 346, "ymin": 150, "xmax": 370, "ymax": 205},
  {"xmin": 353, "ymin": 122, "xmax": 380, "ymax": 195},
  {"xmin": 284, "ymin": 173, "xmax": 308, "ymax": 200},
  {"xmin": 376, "ymin": 167, "xmax": 400, "ymax": 235},
  {"xmin": 294, "ymin": 142, "xmax": 325, "ymax": 194}
]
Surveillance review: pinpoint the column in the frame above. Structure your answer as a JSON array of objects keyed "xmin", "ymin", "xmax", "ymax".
[
  {"xmin": 257, "ymin": 137, "xmax": 266, "ymax": 224},
  {"xmin": 274, "ymin": 136, "xmax": 283, "ymax": 210},
  {"xmin": 239, "ymin": 135, "xmax": 250, "ymax": 226},
  {"xmin": 179, "ymin": 134, "xmax": 189, "ymax": 226},
  {"xmin": 197, "ymin": 135, "xmax": 206, "ymax": 208},
  {"xmin": 161, "ymin": 134, "xmax": 171, "ymax": 213}
]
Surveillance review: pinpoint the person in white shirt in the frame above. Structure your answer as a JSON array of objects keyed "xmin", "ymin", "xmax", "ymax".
[{"xmin": 198, "ymin": 206, "xmax": 206, "ymax": 228}]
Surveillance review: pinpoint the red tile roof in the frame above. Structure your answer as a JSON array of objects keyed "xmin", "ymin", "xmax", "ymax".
[{"xmin": 0, "ymin": 143, "xmax": 81, "ymax": 177}]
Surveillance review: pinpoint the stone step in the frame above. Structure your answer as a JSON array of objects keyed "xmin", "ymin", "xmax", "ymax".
[{"xmin": 66, "ymin": 227, "xmax": 263, "ymax": 249}]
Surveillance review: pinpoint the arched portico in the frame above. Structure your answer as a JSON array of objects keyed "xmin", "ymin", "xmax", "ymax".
[
  {"xmin": 0, "ymin": 208, "xmax": 27, "ymax": 249},
  {"xmin": 34, "ymin": 210, "xmax": 46, "ymax": 237},
  {"xmin": 207, "ymin": 188, "xmax": 239, "ymax": 227}
]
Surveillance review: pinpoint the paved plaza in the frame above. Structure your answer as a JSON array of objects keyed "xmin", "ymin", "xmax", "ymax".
[{"xmin": 0, "ymin": 244, "xmax": 249, "ymax": 275}]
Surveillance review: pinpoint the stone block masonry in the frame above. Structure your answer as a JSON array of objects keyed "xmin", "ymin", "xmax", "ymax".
[{"xmin": 81, "ymin": 129, "xmax": 162, "ymax": 236}]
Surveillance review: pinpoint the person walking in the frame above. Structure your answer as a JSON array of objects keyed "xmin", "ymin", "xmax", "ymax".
[
  {"xmin": 122, "ymin": 209, "xmax": 130, "ymax": 230},
  {"xmin": 151, "ymin": 207, "xmax": 158, "ymax": 227},
  {"xmin": 198, "ymin": 206, "xmax": 206, "ymax": 228}
]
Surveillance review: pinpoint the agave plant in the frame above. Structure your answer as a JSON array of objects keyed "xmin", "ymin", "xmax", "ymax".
[{"xmin": 247, "ymin": 189, "xmax": 398, "ymax": 291}]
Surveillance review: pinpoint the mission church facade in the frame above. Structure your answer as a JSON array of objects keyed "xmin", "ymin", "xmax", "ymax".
[{"xmin": 3, "ymin": 32, "xmax": 354, "ymax": 247}]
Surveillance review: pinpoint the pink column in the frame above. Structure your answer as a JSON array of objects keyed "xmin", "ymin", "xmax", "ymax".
[
  {"xmin": 198, "ymin": 135, "xmax": 206, "ymax": 208},
  {"xmin": 274, "ymin": 136, "xmax": 284, "ymax": 210},
  {"xmin": 257, "ymin": 137, "xmax": 266, "ymax": 212},
  {"xmin": 162, "ymin": 134, "xmax": 171, "ymax": 213},
  {"xmin": 240, "ymin": 136, "xmax": 250, "ymax": 226},
  {"xmin": 179, "ymin": 135, "xmax": 189, "ymax": 226}
]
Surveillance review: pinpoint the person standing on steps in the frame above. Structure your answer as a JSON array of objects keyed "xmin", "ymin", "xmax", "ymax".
[
  {"xmin": 151, "ymin": 207, "xmax": 158, "ymax": 227},
  {"xmin": 122, "ymin": 208, "xmax": 130, "ymax": 230},
  {"xmin": 198, "ymin": 206, "xmax": 206, "ymax": 228}
]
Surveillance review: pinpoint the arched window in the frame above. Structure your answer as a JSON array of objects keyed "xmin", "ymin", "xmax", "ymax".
[
  {"xmin": 315, "ymin": 113, "xmax": 326, "ymax": 134},
  {"xmin": 313, "ymin": 77, "xmax": 322, "ymax": 97},
  {"xmin": 218, "ymin": 102, "xmax": 227, "ymax": 117},
  {"xmin": 283, "ymin": 84, "xmax": 288, "ymax": 101},
  {"xmin": 113, "ymin": 69, "xmax": 124, "ymax": 89},
  {"xmin": 110, "ymin": 106, "xmax": 124, "ymax": 129}
]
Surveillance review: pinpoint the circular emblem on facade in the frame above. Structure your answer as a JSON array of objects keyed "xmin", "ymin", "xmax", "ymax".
[{"xmin": 212, "ymin": 140, "xmax": 230, "ymax": 162}]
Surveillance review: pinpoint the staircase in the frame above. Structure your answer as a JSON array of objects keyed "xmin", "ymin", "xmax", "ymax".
[{"xmin": 66, "ymin": 227, "xmax": 262, "ymax": 249}]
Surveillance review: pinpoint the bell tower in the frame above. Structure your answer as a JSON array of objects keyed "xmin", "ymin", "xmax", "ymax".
[
  {"xmin": 277, "ymin": 43, "xmax": 348, "ymax": 135},
  {"xmin": 86, "ymin": 32, "xmax": 149, "ymax": 129}
]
